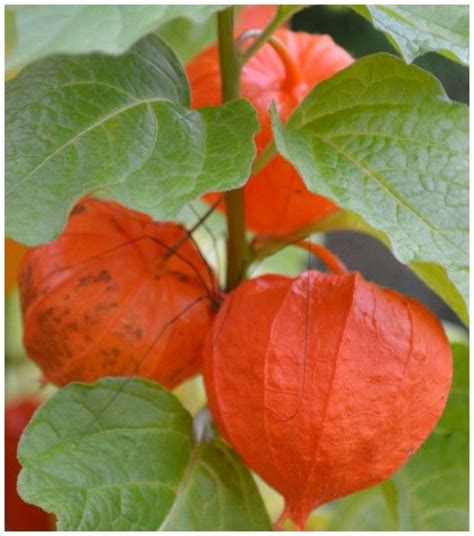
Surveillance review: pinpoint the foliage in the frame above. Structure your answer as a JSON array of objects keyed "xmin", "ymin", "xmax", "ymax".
[
  {"xmin": 5, "ymin": 6, "xmax": 224, "ymax": 70},
  {"xmin": 352, "ymin": 5, "xmax": 469, "ymax": 65},
  {"xmin": 271, "ymin": 54, "xmax": 468, "ymax": 323},
  {"xmin": 18, "ymin": 378, "xmax": 271, "ymax": 530},
  {"xmin": 6, "ymin": 4, "xmax": 469, "ymax": 531},
  {"xmin": 6, "ymin": 34, "xmax": 257, "ymax": 245}
]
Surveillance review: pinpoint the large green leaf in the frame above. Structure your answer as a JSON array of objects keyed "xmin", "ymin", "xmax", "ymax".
[
  {"xmin": 18, "ymin": 378, "xmax": 271, "ymax": 530},
  {"xmin": 6, "ymin": 5, "xmax": 224, "ymax": 71},
  {"xmin": 272, "ymin": 53, "xmax": 468, "ymax": 323},
  {"xmin": 352, "ymin": 5, "xmax": 469, "ymax": 65},
  {"xmin": 6, "ymin": 34, "xmax": 258, "ymax": 246}
]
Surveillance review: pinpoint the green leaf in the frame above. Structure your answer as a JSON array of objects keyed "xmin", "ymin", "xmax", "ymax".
[
  {"xmin": 393, "ymin": 341, "xmax": 469, "ymax": 530},
  {"xmin": 379, "ymin": 480, "xmax": 399, "ymax": 529},
  {"xmin": 272, "ymin": 53, "xmax": 468, "ymax": 323},
  {"xmin": 6, "ymin": 34, "xmax": 258, "ymax": 246},
  {"xmin": 329, "ymin": 433, "xmax": 468, "ymax": 530},
  {"xmin": 5, "ymin": 7, "xmax": 16, "ymax": 61},
  {"xmin": 410, "ymin": 263, "xmax": 468, "ymax": 326},
  {"xmin": 158, "ymin": 16, "xmax": 216, "ymax": 64},
  {"xmin": 6, "ymin": 5, "xmax": 224, "ymax": 70},
  {"xmin": 328, "ymin": 484, "xmax": 397, "ymax": 530},
  {"xmin": 18, "ymin": 378, "xmax": 271, "ymax": 531},
  {"xmin": 394, "ymin": 432, "xmax": 468, "ymax": 530},
  {"xmin": 352, "ymin": 5, "xmax": 468, "ymax": 65},
  {"xmin": 436, "ymin": 343, "xmax": 469, "ymax": 435}
]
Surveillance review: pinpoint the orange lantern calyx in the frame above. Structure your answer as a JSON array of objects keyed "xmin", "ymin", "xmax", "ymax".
[
  {"xmin": 238, "ymin": 29, "xmax": 306, "ymax": 92},
  {"xmin": 296, "ymin": 240, "xmax": 349, "ymax": 275}
]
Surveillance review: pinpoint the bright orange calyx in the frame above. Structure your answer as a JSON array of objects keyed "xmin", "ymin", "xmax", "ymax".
[
  {"xmin": 187, "ymin": 29, "xmax": 354, "ymax": 235},
  {"xmin": 238, "ymin": 30, "xmax": 306, "ymax": 92},
  {"xmin": 20, "ymin": 197, "xmax": 219, "ymax": 389},
  {"xmin": 296, "ymin": 240, "xmax": 349, "ymax": 275},
  {"xmin": 202, "ymin": 270, "xmax": 452, "ymax": 529}
]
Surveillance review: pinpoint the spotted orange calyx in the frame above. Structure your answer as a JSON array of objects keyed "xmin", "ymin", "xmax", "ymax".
[
  {"xmin": 20, "ymin": 197, "xmax": 219, "ymax": 389},
  {"xmin": 202, "ymin": 270, "xmax": 452, "ymax": 529}
]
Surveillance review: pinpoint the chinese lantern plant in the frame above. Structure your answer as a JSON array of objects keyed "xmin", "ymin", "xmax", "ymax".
[{"xmin": 5, "ymin": 4, "xmax": 469, "ymax": 532}]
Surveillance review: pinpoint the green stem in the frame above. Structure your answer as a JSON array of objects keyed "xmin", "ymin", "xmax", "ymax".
[
  {"xmin": 249, "ymin": 211, "xmax": 354, "ymax": 264},
  {"xmin": 217, "ymin": 7, "xmax": 249, "ymax": 292},
  {"xmin": 239, "ymin": 5, "xmax": 303, "ymax": 64},
  {"xmin": 223, "ymin": 189, "xmax": 248, "ymax": 291},
  {"xmin": 218, "ymin": 8, "xmax": 240, "ymax": 103}
]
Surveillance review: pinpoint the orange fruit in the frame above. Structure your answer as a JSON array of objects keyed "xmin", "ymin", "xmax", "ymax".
[{"xmin": 20, "ymin": 197, "xmax": 219, "ymax": 388}]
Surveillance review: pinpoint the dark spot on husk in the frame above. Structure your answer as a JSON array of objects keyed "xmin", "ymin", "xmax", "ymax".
[
  {"xmin": 70, "ymin": 203, "xmax": 86, "ymax": 216},
  {"xmin": 84, "ymin": 312, "xmax": 100, "ymax": 326},
  {"xmin": 37, "ymin": 307, "xmax": 55, "ymax": 326},
  {"xmin": 41, "ymin": 286, "xmax": 50, "ymax": 296},
  {"xmin": 95, "ymin": 302, "xmax": 117, "ymax": 313},
  {"xmin": 19, "ymin": 263, "xmax": 38, "ymax": 309},
  {"xmin": 106, "ymin": 284, "xmax": 118, "ymax": 292},
  {"xmin": 124, "ymin": 324, "xmax": 143, "ymax": 340},
  {"xmin": 167, "ymin": 270, "xmax": 191, "ymax": 284},
  {"xmin": 76, "ymin": 269, "xmax": 112, "ymax": 288},
  {"xmin": 109, "ymin": 217, "xmax": 128, "ymax": 238}
]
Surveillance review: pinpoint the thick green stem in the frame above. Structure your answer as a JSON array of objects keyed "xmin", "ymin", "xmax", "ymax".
[
  {"xmin": 223, "ymin": 189, "xmax": 248, "ymax": 291},
  {"xmin": 217, "ymin": 8, "xmax": 249, "ymax": 292},
  {"xmin": 218, "ymin": 8, "xmax": 240, "ymax": 103}
]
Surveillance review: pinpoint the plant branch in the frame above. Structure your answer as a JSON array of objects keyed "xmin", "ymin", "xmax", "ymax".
[
  {"xmin": 217, "ymin": 7, "xmax": 249, "ymax": 292},
  {"xmin": 218, "ymin": 7, "xmax": 240, "ymax": 103},
  {"xmin": 249, "ymin": 211, "xmax": 352, "ymax": 263},
  {"xmin": 239, "ymin": 5, "xmax": 303, "ymax": 64}
]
